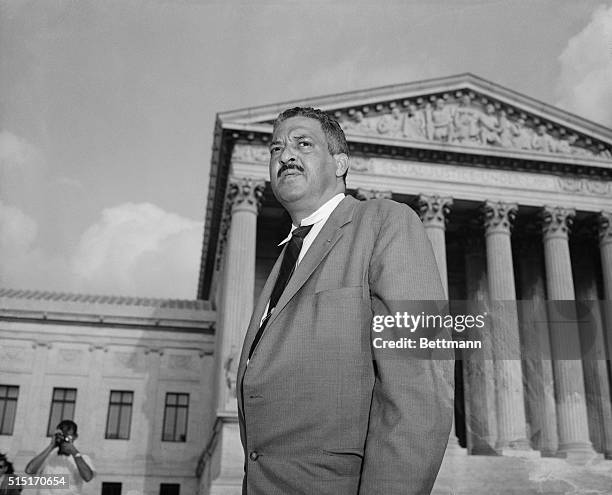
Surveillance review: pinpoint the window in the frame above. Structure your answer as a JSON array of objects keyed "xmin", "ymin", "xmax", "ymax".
[
  {"xmin": 47, "ymin": 388, "xmax": 76, "ymax": 436},
  {"xmin": 101, "ymin": 482, "xmax": 122, "ymax": 495},
  {"xmin": 159, "ymin": 484, "xmax": 180, "ymax": 495},
  {"xmin": 105, "ymin": 391, "xmax": 133, "ymax": 439},
  {"xmin": 162, "ymin": 393, "xmax": 189, "ymax": 442},
  {"xmin": 0, "ymin": 385, "xmax": 19, "ymax": 435}
]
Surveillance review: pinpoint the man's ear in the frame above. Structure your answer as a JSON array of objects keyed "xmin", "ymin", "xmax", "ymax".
[{"xmin": 333, "ymin": 153, "xmax": 349, "ymax": 178}]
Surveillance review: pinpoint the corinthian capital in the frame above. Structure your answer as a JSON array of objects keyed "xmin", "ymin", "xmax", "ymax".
[
  {"xmin": 417, "ymin": 194, "xmax": 453, "ymax": 229},
  {"xmin": 598, "ymin": 211, "xmax": 612, "ymax": 246},
  {"xmin": 540, "ymin": 206, "xmax": 575, "ymax": 240},
  {"xmin": 482, "ymin": 200, "xmax": 518, "ymax": 235},
  {"xmin": 355, "ymin": 188, "xmax": 392, "ymax": 201},
  {"xmin": 227, "ymin": 177, "xmax": 265, "ymax": 213}
]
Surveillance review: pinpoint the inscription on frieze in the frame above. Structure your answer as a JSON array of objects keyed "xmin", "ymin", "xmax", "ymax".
[{"xmin": 231, "ymin": 145, "xmax": 610, "ymax": 198}]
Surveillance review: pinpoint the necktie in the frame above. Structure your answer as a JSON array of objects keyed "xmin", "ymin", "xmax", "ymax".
[{"xmin": 248, "ymin": 224, "xmax": 313, "ymax": 359}]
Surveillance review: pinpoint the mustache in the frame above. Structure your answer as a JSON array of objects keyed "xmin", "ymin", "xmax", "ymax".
[{"xmin": 277, "ymin": 163, "xmax": 304, "ymax": 178}]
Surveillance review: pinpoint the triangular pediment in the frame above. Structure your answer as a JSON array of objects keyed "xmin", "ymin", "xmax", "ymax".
[{"xmin": 220, "ymin": 73, "xmax": 612, "ymax": 162}]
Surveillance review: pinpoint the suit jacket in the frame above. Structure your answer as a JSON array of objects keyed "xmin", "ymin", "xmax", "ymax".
[
  {"xmin": 0, "ymin": 475, "xmax": 21, "ymax": 495},
  {"xmin": 237, "ymin": 195, "xmax": 454, "ymax": 495}
]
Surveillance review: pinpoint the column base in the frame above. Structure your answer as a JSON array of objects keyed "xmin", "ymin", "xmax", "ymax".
[
  {"xmin": 556, "ymin": 442, "xmax": 598, "ymax": 465},
  {"xmin": 495, "ymin": 439, "xmax": 539, "ymax": 458},
  {"xmin": 198, "ymin": 414, "xmax": 244, "ymax": 495}
]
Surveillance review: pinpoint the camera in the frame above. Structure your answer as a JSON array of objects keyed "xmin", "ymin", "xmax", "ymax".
[{"xmin": 54, "ymin": 432, "xmax": 73, "ymax": 446}]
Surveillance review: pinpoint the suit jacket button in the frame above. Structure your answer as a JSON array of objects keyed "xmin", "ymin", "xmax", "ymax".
[{"xmin": 249, "ymin": 451, "xmax": 259, "ymax": 461}]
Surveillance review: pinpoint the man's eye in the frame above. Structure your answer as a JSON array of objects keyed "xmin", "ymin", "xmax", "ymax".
[
  {"xmin": 298, "ymin": 141, "xmax": 311, "ymax": 147},
  {"xmin": 270, "ymin": 146, "xmax": 281, "ymax": 154}
]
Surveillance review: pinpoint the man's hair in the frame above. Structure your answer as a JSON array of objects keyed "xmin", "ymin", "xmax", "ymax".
[
  {"xmin": 57, "ymin": 419, "xmax": 78, "ymax": 435},
  {"xmin": 273, "ymin": 107, "xmax": 350, "ymax": 182},
  {"xmin": 0, "ymin": 453, "xmax": 15, "ymax": 474}
]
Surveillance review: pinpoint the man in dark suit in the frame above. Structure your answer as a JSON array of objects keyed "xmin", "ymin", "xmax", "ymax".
[{"xmin": 237, "ymin": 107, "xmax": 453, "ymax": 494}]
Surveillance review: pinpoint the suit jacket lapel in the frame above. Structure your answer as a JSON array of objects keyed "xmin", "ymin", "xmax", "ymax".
[
  {"xmin": 239, "ymin": 249, "xmax": 284, "ymax": 368},
  {"xmin": 237, "ymin": 195, "xmax": 358, "ymax": 383},
  {"xmin": 263, "ymin": 195, "xmax": 357, "ymax": 330}
]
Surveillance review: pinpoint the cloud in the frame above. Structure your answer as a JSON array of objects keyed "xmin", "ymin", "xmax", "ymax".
[
  {"xmin": 0, "ymin": 201, "xmax": 204, "ymax": 299},
  {"xmin": 0, "ymin": 131, "xmax": 47, "ymax": 209},
  {"xmin": 71, "ymin": 202, "xmax": 203, "ymax": 298},
  {"xmin": 0, "ymin": 201, "xmax": 71, "ymax": 291},
  {"xmin": 555, "ymin": 5, "xmax": 612, "ymax": 127},
  {"xmin": 0, "ymin": 131, "xmax": 43, "ymax": 171}
]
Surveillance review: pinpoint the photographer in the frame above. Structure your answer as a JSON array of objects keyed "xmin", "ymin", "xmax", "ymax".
[
  {"xmin": 25, "ymin": 420, "xmax": 94, "ymax": 494},
  {"xmin": 0, "ymin": 453, "xmax": 21, "ymax": 494}
]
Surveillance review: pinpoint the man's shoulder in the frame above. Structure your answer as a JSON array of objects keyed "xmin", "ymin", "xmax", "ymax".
[{"xmin": 353, "ymin": 197, "xmax": 420, "ymax": 223}]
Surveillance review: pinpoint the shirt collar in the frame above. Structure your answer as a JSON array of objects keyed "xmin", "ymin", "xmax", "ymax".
[{"xmin": 278, "ymin": 193, "xmax": 345, "ymax": 246}]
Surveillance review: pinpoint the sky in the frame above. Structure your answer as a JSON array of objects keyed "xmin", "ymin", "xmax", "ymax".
[{"xmin": 1, "ymin": 0, "xmax": 611, "ymax": 299}]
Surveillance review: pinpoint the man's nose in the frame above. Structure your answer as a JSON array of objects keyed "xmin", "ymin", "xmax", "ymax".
[{"xmin": 279, "ymin": 145, "xmax": 296, "ymax": 165}]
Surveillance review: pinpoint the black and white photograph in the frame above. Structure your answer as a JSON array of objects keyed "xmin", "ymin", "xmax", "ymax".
[{"xmin": 1, "ymin": 1, "xmax": 612, "ymax": 493}]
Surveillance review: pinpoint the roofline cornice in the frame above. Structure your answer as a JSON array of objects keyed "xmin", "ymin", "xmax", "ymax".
[{"xmin": 218, "ymin": 73, "xmax": 612, "ymax": 144}]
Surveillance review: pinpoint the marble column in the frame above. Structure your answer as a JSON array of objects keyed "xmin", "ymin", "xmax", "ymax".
[
  {"xmin": 18, "ymin": 342, "xmax": 52, "ymax": 457},
  {"xmin": 599, "ymin": 211, "xmax": 612, "ymax": 366},
  {"xmin": 417, "ymin": 194, "xmax": 453, "ymax": 298},
  {"xmin": 597, "ymin": 211, "xmax": 612, "ymax": 458},
  {"xmin": 216, "ymin": 177, "xmax": 265, "ymax": 413},
  {"xmin": 417, "ymin": 194, "xmax": 459, "ymax": 452},
  {"xmin": 144, "ymin": 348, "xmax": 163, "ymax": 462},
  {"xmin": 463, "ymin": 236, "xmax": 497, "ymax": 454},
  {"xmin": 482, "ymin": 200, "xmax": 531, "ymax": 454},
  {"xmin": 573, "ymin": 240, "xmax": 612, "ymax": 459},
  {"xmin": 516, "ymin": 238, "xmax": 558, "ymax": 456},
  {"xmin": 207, "ymin": 177, "xmax": 264, "ymax": 494},
  {"xmin": 540, "ymin": 206, "xmax": 594, "ymax": 459}
]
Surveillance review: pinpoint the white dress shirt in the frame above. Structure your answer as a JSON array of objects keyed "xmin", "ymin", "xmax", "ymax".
[
  {"xmin": 259, "ymin": 193, "xmax": 345, "ymax": 326},
  {"xmin": 278, "ymin": 193, "xmax": 345, "ymax": 265}
]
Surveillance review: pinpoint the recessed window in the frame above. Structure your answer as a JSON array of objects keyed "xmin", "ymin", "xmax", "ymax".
[
  {"xmin": 162, "ymin": 393, "xmax": 189, "ymax": 442},
  {"xmin": 105, "ymin": 391, "xmax": 133, "ymax": 440},
  {"xmin": 101, "ymin": 482, "xmax": 122, "ymax": 495},
  {"xmin": 0, "ymin": 385, "xmax": 19, "ymax": 435},
  {"xmin": 159, "ymin": 483, "xmax": 180, "ymax": 495},
  {"xmin": 47, "ymin": 388, "xmax": 76, "ymax": 436}
]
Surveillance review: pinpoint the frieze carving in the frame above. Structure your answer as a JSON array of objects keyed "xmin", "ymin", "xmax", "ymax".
[
  {"xmin": 598, "ymin": 211, "xmax": 612, "ymax": 245},
  {"xmin": 483, "ymin": 201, "xmax": 518, "ymax": 235},
  {"xmin": 417, "ymin": 195, "xmax": 453, "ymax": 229},
  {"xmin": 339, "ymin": 93, "xmax": 612, "ymax": 160},
  {"xmin": 59, "ymin": 349, "xmax": 82, "ymax": 364},
  {"xmin": 0, "ymin": 345, "xmax": 26, "ymax": 363},
  {"xmin": 168, "ymin": 355, "xmax": 193, "ymax": 371},
  {"xmin": 355, "ymin": 188, "xmax": 392, "ymax": 200},
  {"xmin": 114, "ymin": 351, "xmax": 141, "ymax": 369},
  {"xmin": 541, "ymin": 206, "xmax": 575, "ymax": 239}
]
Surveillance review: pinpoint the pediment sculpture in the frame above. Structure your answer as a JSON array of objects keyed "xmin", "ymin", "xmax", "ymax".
[{"xmin": 339, "ymin": 94, "xmax": 612, "ymax": 161}]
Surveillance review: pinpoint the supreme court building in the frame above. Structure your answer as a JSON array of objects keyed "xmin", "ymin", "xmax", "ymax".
[
  {"xmin": 2, "ymin": 73, "xmax": 612, "ymax": 494},
  {"xmin": 196, "ymin": 74, "xmax": 612, "ymax": 493}
]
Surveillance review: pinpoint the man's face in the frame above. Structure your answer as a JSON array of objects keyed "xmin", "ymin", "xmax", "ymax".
[
  {"xmin": 57, "ymin": 426, "xmax": 77, "ymax": 455},
  {"xmin": 269, "ymin": 116, "xmax": 343, "ymax": 213}
]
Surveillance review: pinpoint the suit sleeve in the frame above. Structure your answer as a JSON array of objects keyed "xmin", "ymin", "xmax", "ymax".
[{"xmin": 359, "ymin": 202, "xmax": 454, "ymax": 494}]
